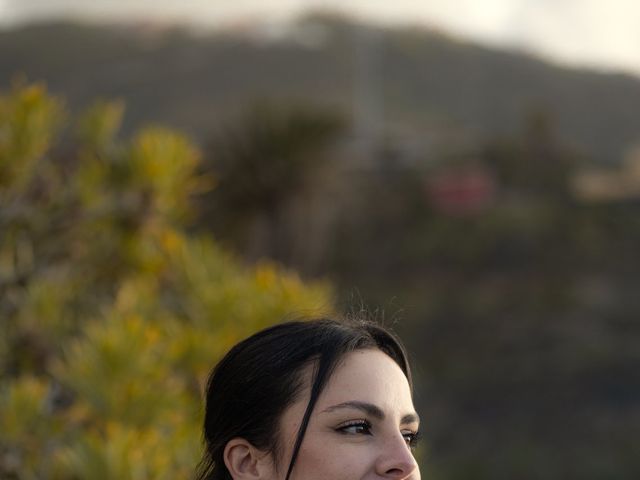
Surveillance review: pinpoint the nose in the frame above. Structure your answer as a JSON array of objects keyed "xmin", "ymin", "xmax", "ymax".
[{"xmin": 375, "ymin": 433, "xmax": 419, "ymax": 479}]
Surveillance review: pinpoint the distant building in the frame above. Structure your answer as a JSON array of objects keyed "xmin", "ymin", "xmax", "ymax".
[
  {"xmin": 571, "ymin": 146, "xmax": 640, "ymax": 202},
  {"xmin": 425, "ymin": 165, "xmax": 496, "ymax": 215}
]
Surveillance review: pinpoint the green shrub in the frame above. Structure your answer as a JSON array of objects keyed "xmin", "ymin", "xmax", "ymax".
[{"xmin": 0, "ymin": 82, "xmax": 332, "ymax": 479}]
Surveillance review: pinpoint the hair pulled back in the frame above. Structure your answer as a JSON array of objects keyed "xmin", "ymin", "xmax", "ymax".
[{"xmin": 195, "ymin": 317, "xmax": 412, "ymax": 480}]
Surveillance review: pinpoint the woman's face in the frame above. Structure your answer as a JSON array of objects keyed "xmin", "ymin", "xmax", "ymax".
[{"xmin": 271, "ymin": 349, "xmax": 421, "ymax": 480}]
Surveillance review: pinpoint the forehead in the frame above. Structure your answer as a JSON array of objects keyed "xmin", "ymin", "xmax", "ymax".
[{"xmin": 314, "ymin": 349, "xmax": 415, "ymax": 414}]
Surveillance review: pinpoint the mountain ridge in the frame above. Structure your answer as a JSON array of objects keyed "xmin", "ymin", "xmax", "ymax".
[{"xmin": 2, "ymin": 16, "xmax": 640, "ymax": 163}]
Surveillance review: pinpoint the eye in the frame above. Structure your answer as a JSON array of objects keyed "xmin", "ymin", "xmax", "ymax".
[
  {"xmin": 336, "ymin": 420, "xmax": 372, "ymax": 436},
  {"xmin": 402, "ymin": 430, "xmax": 421, "ymax": 450}
]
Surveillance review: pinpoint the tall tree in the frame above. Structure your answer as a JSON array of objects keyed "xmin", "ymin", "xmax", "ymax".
[{"xmin": 202, "ymin": 103, "xmax": 344, "ymax": 268}]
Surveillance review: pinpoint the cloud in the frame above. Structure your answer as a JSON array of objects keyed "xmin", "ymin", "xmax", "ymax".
[{"xmin": 507, "ymin": 0, "xmax": 640, "ymax": 73}]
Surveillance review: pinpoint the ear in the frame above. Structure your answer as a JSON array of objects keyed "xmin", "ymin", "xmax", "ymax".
[{"xmin": 223, "ymin": 438, "xmax": 274, "ymax": 480}]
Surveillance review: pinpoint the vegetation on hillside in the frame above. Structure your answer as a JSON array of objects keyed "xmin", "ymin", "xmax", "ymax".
[{"xmin": 322, "ymin": 113, "xmax": 640, "ymax": 479}]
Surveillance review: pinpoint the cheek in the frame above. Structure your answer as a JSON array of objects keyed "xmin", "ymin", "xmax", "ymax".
[{"xmin": 293, "ymin": 436, "xmax": 375, "ymax": 478}]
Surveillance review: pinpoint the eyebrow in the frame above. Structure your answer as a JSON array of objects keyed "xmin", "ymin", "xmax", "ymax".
[{"xmin": 321, "ymin": 401, "xmax": 420, "ymax": 425}]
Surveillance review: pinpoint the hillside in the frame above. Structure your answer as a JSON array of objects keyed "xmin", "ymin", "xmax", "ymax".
[{"xmin": 2, "ymin": 16, "xmax": 640, "ymax": 163}]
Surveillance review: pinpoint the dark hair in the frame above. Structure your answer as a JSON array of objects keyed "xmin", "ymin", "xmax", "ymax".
[{"xmin": 195, "ymin": 317, "xmax": 412, "ymax": 480}]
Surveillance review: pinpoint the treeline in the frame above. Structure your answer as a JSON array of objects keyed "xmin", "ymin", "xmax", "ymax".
[{"xmin": 201, "ymin": 99, "xmax": 640, "ymax": 478}]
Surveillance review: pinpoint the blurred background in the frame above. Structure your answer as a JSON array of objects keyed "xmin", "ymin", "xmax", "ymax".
[{"xmin": 1, "ymin": 1, "xmax": 639, "ymax": 479}]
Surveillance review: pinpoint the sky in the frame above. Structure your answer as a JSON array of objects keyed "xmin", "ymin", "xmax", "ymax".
[{"xmin": 2, "ymin": 0, "xmax": 640, "ymax": 77}]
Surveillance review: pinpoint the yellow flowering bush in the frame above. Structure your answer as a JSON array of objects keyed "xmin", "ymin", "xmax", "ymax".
[{"xmin": 0, "ymin": 82, "xmax": 332, "ymax": 479}]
